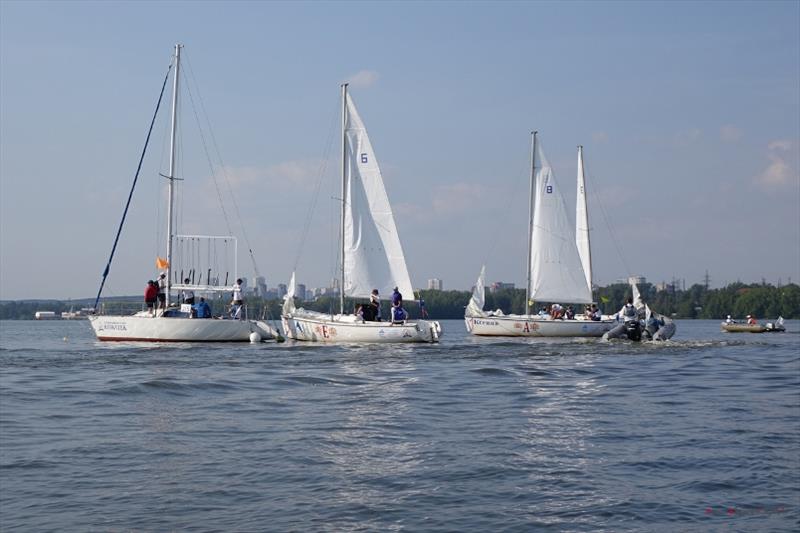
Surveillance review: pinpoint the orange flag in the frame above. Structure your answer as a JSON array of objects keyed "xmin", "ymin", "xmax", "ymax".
[{"xmin": 156, "ymin": 257, "xmax": 169, "ymax": 269}]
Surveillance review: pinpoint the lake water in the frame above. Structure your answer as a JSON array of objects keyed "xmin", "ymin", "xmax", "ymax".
[{"xmin": 1, "ymin": 319, "xmax": 798, "ymax": 531}]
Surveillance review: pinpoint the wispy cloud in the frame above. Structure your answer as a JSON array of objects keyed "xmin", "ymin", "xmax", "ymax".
[
  {"xmin": 345, "ymin": 70, "xmax": 379, "ymax": 89},
  {"xmin": 674, "ymin": 128, "xmax": 702, "ymax": 146},
  {"xmin": 720, "ymin": 125, "xmax": 743, "ymax": 142},
  {"xmin": 432, "ymin": 183, "xmax": 487, "ymax": 215},
  {"xmin": 755, "ymin": 139, "xmax": 798, "ymax": 187},
  {"xmin": 214, "ymin": 160, "xmax": 324, "ymax": 191}
]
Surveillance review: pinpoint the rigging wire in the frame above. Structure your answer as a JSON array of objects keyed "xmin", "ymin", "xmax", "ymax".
[
  {"xmin": 480, "ymin": 135, "xmax": 532, "ymax": 280},
  {"xmin": 295, "ymin": 96, "xmax": 340, "ymax": 272},
  {"xmin": 93, "ymin": 63, "xmax": 172, "ymax": 310},
  {"xmin": 182, "ymin": 53, "xmax": 256, "ymax": 274},
  {"xmin": 181, "ymin": 62, "xmax": 235, "ymax": 237},
  {"xmin": 588, "ymin": 170, "xmax": 633, "ymax": 279}
]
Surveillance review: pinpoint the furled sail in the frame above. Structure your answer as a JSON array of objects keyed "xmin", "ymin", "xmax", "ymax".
[
  {"xmin": 575, "ymin": 146, "xmax": 592, "ymax": 294},
  {"xmin": 342, "ymin": 93, "xmax": 414, "ymax": 299},
  {"xmin": 282, "ymin": 271, "xmax": 296, "ymax": 315},
  {"xmin": 529, "ymin": 140, "xmax": 592, "ymax": 304},
  {"xmin": 466, "ymin": 265, "xmax": 487, "ymax": 317}
]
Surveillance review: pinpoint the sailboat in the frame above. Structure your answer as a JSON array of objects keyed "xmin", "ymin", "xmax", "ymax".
[
  {"xmin": 280, "ymin": 84, "xmax": 442, "ymax": 343},
  {"xmin": 465, "ymin": 133, "xmax": 616, "ymax": 337},
  {"xmin": 88, "ymin": 44, "xmax": 278, "ymax": 342}
]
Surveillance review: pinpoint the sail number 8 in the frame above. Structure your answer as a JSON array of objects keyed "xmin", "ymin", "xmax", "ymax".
[{"xmin": 546, "ymin": 186, "xmax": 553, "ymax": 193}]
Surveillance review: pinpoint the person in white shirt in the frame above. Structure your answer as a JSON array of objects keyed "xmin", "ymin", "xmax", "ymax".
[
  {"xmin": 231, "ymin": 278, "xmax": 244, "ymax": 319},
  {"xmin": 181, "ymin": 278, "xmax": 195, "ymax": 305}
]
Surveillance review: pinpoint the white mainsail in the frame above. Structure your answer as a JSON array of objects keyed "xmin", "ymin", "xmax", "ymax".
[
  {"xmin": 575, "ymin": 146, "xmax": 592, "ymax": 293},
  {"xmin": 466, "ymin": 265, "xmax": 487, "ymax": 317},
  {"xmin": 529, "ymin": 140, "xmax": 592, "ymax": 304},
  {"xmin": 342, "ymin": 94, "xmax": 414, "ymax": 299}
]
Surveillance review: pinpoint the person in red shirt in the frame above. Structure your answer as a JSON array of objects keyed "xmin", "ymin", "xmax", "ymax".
[
  {"xmin": 747, "ymin": 315, "xmax": 757, "ymax": 325},
  {"xmin": 144, "ymin": 280, "xmax": 158, "ymax": 313}
]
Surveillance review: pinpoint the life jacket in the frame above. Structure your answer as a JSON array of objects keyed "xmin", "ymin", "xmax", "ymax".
[{"xmin": 145, "ymin": 285, "xmax": 157, "ymax": 300}]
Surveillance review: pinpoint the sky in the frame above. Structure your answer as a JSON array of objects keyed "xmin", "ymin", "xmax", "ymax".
[{"xmin": 1, "ymin": 0, "xmax": 799, "ymax": 300}]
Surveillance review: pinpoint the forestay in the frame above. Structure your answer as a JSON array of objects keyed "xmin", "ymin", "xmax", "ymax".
[
  {"xmin": 342, "ymin": 94, "xmax": 414, "ymax": 299},
  {"xmin": 529, "ymin": 140, "xmax": 593, "ymax": 304}
]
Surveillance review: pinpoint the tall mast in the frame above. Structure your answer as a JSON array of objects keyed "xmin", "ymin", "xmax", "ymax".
[
  {"xmin": 165, "ymin": 43, "xmax": 181, "ymax": 308},
  {"xmin": 525, "ymin": 131, "xmax": 537, "ymax": 316},
  {"xmin": 339, "ymin": 83, "xmax": 348, "ymax": 315}
]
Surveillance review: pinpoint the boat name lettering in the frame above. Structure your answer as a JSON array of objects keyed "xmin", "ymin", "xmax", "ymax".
[
  {"xmin": 473, "ymin": 319, "xmax": 499, "ymax": 326},
  {"xmin": 99, "ymin": 321, "xmax": 128, "ymax": 332}
]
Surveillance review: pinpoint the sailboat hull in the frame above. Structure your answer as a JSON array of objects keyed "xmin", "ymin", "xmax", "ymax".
[
  {"xmin": 88, "ymin": 314, "xmax": 278, "ymax": 342},
  {"xmin": 282, "ymin": 313, "xmax": 441, "ymax": 343},
  {"xmin": 465, "ymin": 315, "xmax": 616, "ymax": 337}
]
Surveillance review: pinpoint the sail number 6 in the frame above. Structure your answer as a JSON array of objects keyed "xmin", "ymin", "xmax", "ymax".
[{"xmin": 361, "ymin": 153, "xmax": 368, "ymax": 164}]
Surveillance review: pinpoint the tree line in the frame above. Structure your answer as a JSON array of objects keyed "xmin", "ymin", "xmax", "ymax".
[{"xmin": 1, "ymin": 282, "xmax": 797, "ymax": 320}]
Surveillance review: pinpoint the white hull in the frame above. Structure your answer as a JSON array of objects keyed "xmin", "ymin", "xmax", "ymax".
[
  {"xmin": 281, "ymin": 311, "xmax": 441, "ymax": 343},
  {"xmin": 465, "ymin": 314, "xmax": 616, "ymax": 337},
  {"xmin": 89, "ymin": 313, "xmax": 278, "ymax": 342}
]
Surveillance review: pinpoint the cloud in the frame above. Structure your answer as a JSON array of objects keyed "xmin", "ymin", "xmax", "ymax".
[
  {"xmin": 214, "ymin": 160, "xmax": 324, "ymax": 191},
  {"xmin": 674, "ymin": 128, "xmax": 701, "ymax": 146},
  {"xmin": 591, "ymin": 131, "xmax": 609, "ymax": 143},
  {"xmin": 345, "ymin": 70, "xmax": 379, "ymax": 89},
  {"xmin": 755, "ymin": 139, "xmax": 798, "ymax": 187},
  {"xmin": 431, "ymin": 183, "xmax": 487, "ymax": 215},
  {"xmin": 720, "ymin": 125, "xmax": 743, "ymax": 142}
]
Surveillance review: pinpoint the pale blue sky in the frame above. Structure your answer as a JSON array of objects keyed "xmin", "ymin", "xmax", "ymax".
[{"xmin": 1, "ymin": 0, "xmax": 798, "ymax": 300}]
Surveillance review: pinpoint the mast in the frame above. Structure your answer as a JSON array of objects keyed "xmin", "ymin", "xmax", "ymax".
[
  {"xmin": 525, "ymin": 131, "xmax": 537, "ymax": 316},
  {"xmin": 165, "ymin": 43, "xmax": 181, "ymax": 308},
  {"xmin": 576, "ymin": 145, "xmax": 593, "ymax": 295},
  {"xmin": 339, "ymin": 83, "xmax": 348, "ymax": 315}
]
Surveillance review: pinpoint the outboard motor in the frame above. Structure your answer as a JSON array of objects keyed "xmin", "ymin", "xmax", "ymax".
[{"xmin": 625, "ymin": 320, "xmax": 643, "ymax": 342}]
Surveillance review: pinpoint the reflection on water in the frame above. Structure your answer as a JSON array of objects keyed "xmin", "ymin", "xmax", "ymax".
[{"xmin": 1, "ymin": 320, "xmax": 798, "ymax": 531}]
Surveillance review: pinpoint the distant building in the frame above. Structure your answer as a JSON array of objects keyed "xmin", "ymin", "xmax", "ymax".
[
  {"xmin": 489, "ymin": 282, "xmax": 515, "ymax": 293},
  {"xmin": 277, "ymin": 283, "xmax": 287, "ymax": 298},
  {"xmin": 427, "ymin": 278, "xmax": 443, "ymax": 291},
  {"xmin": 296, "ymin": 284, "xmax": 307, "ymax": 301},
  {"xmin": 253, "ymin": 276, "xmax": 267, "ymax": 297},
  {"xmin": 628, "ymin": 275, "xmax": 646, "ymax": 286}
]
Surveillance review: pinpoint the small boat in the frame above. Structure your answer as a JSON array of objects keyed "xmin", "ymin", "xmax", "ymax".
[
  {"xmin": 88, "ymin": 45, "xmax": 279, "ymax": 342},
  {"xmin": 722, "ymin": 317, "xmax": 785, "ymax": 333},
  {"xmin": 465, "ymin": 136, "xmax": 616, "ymax": 337},
  {"xmin": 280, "ymin": 85, "xmax": 441, "ymax": 343},
  {"xmin": 602, "ymin": 282, "xmax": 676, "ymax": 341}
]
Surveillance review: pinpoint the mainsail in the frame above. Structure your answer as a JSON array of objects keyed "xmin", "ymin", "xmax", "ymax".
[
  {"xmin": 528, "ymin": 139, "xmax": 592, "ymax": 304},
  {"xmin": 342, "ymin": 93, "xmax": 414, "ymax": 299},
  {"xmin": 575, "ymin": 146, "xmax": 592, "ymax": 293}
]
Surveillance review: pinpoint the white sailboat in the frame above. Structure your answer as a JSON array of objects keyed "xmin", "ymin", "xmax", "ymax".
[
  {"xmin": 89, "ymin": 44, "xmax": 278, "ymax": 342},
  {"xmin": 281, "ymin": 85, "xmax": 442, "ymax": 343},
  {"xmin": 465, "ymin": 133, "xmax": 616, "ymax": 337}
]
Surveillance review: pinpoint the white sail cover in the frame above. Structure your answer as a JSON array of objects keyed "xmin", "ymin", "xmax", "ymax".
[
  {"xmin": 466, "ymin": 265, "xmax": 487, "ymax": 317},
  {"xmin": 342, "ymin": 93, "xmax": 414, "ymax": 299},
  {"xmin": 575, "ymin": 146, "xmax": 592, "ymax": 293},
  {"xmin": 282, "ymin": 271, "xmax": 296, "ymax": 315},
  {"xmin": 529, "ymin": 139, "xmax": 593, "ymax": 304}
]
